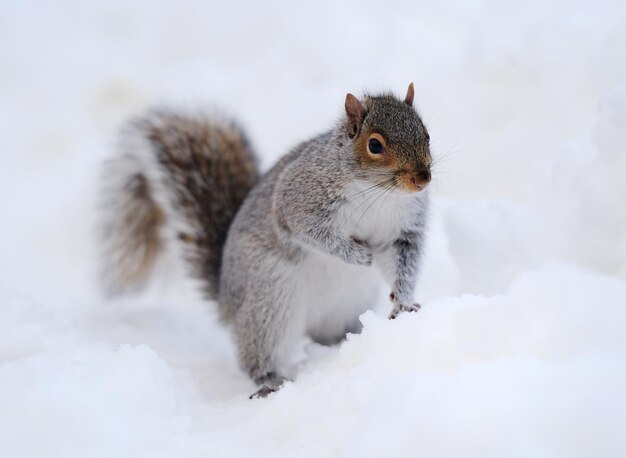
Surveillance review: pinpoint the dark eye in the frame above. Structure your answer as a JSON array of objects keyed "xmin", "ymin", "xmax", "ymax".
[
  {"xmin": 368, "ymin": 138, "xmax": 383, "ymax": 154},
  {"xmin": 425, "ymin": 132, "xmax": 430, "ymax": 142}
]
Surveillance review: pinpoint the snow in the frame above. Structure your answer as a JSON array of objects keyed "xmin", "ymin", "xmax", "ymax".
[{"xmin": 1, "ymin": 1, "xmax": 625, "ymax": 457}]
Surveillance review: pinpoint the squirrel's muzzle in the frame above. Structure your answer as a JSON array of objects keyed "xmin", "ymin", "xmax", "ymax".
[{"xmin": 400, "ymin": 168, "xmax": 431, "ymax": 192}]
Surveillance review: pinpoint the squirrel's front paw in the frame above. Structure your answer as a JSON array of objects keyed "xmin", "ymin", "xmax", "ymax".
[
  {"xmin": 343, "ymin": 238, "xmax": 373, "ymax": 266},
  {"xmin": 388, "ymin": 292, "xmax": 421, "ymax": 319},
  {"xmin": 351, "ymin": 247, "xmax": 373, "ymax": 266}
]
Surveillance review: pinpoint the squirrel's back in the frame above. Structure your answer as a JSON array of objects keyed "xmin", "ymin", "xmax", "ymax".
[{"xmin": 99, "ymin": 108, "xmax": 259, "ymax": 297}]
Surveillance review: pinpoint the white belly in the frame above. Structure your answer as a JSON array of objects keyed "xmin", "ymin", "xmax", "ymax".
[{"xmin": 293, "ymin": 249, "xmax": 383, "ymax": 343}]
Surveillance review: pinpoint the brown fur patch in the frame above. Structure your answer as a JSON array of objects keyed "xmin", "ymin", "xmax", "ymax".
[
  {"xmin": 101, "ymin": 170, "xmax": 165, "ymax": 295},
  {"xmin": 353, "ymin": 130, "xmax": 401, "ymax": 171}
]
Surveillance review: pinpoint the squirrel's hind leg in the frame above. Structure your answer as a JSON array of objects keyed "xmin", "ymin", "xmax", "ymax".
[
  {"xmin": 249, "ymin": 372, "xmax": 287, "ymax": 399},
  {"xmin": 232, "ymin": 264, "xmax": 303, "ymax": 399}
]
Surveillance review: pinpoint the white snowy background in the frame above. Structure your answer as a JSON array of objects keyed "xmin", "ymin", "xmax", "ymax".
[{"xmin": 1, "ymin": 1, "xmax": 625, "ymax": 456}]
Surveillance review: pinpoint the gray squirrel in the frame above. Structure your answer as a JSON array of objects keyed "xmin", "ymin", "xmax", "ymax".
[{"xmin": 100, "ymin": 83, "xmax": 432, "ymax": 398}]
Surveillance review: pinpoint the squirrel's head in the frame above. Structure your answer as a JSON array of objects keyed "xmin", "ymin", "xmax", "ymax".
[{"xmin": 344, "ymin": 83, "xmax": 431, "ymax": 193}]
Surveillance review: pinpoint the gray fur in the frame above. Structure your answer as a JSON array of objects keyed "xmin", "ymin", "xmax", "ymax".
[
  {"xmin": 220, "ymin": 90, "xmax": 431, "ymax": 388},
  {"xmin": 100, "ymin": 88, "xmax": 432, "ymax": 396}
]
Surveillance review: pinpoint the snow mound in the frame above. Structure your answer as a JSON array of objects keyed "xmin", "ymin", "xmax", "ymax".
[{"xmin": 1, "ymin": 265, "xmax": 625, "ymax": 457}]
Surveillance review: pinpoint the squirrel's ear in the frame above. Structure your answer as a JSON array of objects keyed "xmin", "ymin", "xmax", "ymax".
[
  {"xmin": 345, "ymin": 93, "xmax": 365, "ymax": 138},
  {"xmin": 404, "ymin": 82, "xmax": 415, "ymax": 106}
]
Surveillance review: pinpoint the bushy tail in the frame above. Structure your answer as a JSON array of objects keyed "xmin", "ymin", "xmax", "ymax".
[
  {"xmin": 99, "ymin": 152, "xmax": 165, "ymax": 295},
  {"xmin": 99, "ymin": 108, "xmax": 259, "ymax": 298}
]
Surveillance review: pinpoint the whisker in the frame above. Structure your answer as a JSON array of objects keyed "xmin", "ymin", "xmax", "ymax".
[
  {"xmin": 347, "ymin": 182, "xmax": 393, "ymax": 220},
  {"xmin": 430, "ymin": 148, "xmax": 458, "ymax": 177},
  {"xmin": 344, "ymin": 177, "xmax": 394, "ymax": 201},
  {"xmin": 431, "ymin": 149, "xmax": 457, "ymax": 167},
  {"xmin": 379, "ymin": 182, "xmax": 398, "ymax": 211},
  {"xmin": 357, "ymin": 182, "xmax": 397, "ymax": 224}
]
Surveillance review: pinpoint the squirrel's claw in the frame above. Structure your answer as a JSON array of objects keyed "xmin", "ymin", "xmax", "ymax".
[
  {"xmin": 250, "ymin": 372, "xmax": 286, "ymax": 399},
  {"xmin": 249, "ymin": 385, "xmax": 280, "ymax": 399},
  {"xmin": 389, "ymin": 303, "xmax": 421, "ymax": 319},
  {"xmin": 388, "ymin": 292, "xmax": 421, "ymax": 319}
]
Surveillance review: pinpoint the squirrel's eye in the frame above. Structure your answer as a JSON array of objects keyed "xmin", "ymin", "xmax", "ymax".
[{"xmin": 368, "ymin": 138, "xmax": 383, "ymax": 154}]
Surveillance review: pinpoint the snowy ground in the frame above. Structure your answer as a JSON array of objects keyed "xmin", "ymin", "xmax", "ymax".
[{"xmin": 1, "ymin": 1, "xmax": 626, "ymax": 457}]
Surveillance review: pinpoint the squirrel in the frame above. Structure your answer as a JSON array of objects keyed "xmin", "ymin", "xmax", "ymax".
[{"xmin": 99, "ymin": 83, "xmax": 432, "ymax": 398}]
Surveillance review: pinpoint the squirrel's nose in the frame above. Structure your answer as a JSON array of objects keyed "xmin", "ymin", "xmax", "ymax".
[{"xmin": 410, "ymin": 169, "xmax": 431, "ymax": 190}]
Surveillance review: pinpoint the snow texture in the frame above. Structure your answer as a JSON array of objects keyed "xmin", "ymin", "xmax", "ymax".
[{"xmin": 1, "ymin": 1, "xmax": 625, "ymax": 457}]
